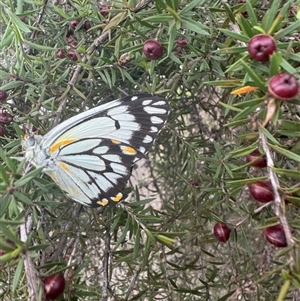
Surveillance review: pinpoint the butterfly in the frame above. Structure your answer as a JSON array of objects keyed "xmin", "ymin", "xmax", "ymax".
[{"xmin": 22, "ymin": 94, "xmax": 170, "ymax": 207}]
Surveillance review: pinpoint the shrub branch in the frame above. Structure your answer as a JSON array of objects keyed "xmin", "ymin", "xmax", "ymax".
[{"xmin": 259, "ymin": 130, "xmax": 295, "ymax": 251}]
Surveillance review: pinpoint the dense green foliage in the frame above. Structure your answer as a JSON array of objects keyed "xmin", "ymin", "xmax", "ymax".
[{"xmin": 1, "ymin": 0, "xmax": 300, "ymax": 300}]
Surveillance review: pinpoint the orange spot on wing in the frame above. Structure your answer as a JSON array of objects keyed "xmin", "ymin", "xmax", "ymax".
[
  {"xmin": 97, "ymin": 198, "xmax": 109, "ymax": 206},
  {"xmin": 111, "ymin": 192, "xmax": 123, "ymax": 203},
  {"xmin": 121, "ymin": 146, "xmax": 137, "ymax": 155},
  {"xmin": 58, "ymin": 162, "xmax": 71, "ymax": 172},
  {"xmin": 111, "ymin": 139, "xmax": 120, "ymax": 144},
  {"xmin": 70, "ymin": 187, "xmax": 80, "ymax": 195},
  {"xmin": 231, "ymin": 86, "xmax": 258, "ymax": 96},
  {"xmin": 50, "ymin": 138, "xmax": 78, "ymax": 154}
]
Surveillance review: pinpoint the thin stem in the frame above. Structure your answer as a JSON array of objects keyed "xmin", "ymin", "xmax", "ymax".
[
  {"xmin": 259, "ymin": 130, "xmax": 295, "ymax": 268},
  {"xmin": 20, "ymin": 213, "xmax": 41, "ymax": 301}
]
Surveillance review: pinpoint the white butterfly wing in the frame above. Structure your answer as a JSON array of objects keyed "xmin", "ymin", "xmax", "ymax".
[
  {"xmin": 40, "ymin": 94, "xmax": 169, "ymax": 207},
  {"xmin": 42, "ymin": 95, "xmax": 168, "ymax": 152}
]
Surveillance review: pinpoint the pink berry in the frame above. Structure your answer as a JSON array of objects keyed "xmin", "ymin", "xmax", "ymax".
[
  {"xmin": 67, "ymin": 49, "xmax": 78, "ymax": 61},
  {"xmin": 56, "ymin": 49, "xmax": 65, "ymax": 59},
  {"xmin": 70, "ymin": 20, "xmax": 80, "ymax": 30},
  {"xmin": 249, "ymin": 181, "xmax": 274, "ymax": 203},
  {"xmin": 213, "ymin": 222, "xmax": 232, "ymax": 242},
  {"xmin": 99, "ymin": 4, "xmax": 109, "ymax": 16},
  {"xmin": 268, "ymin": 73, "xmax": 299, "ymax": 101},
  {"xmin": 238, "ymin": 0, "xmax": 248, "ymax": 18},
  {"xmin": 177, "ymin": 37, "xmax": 187, "ymax": 48},
  {"xmin": 143, "ymin": 40, "xmax": 164, "ymax": 60},
  {"xmin": 0, "ymin": 111, "xmax": 13, "ymax": 124},
  {"xmin": 0, "ymin": 90, "xmax": 7, "ymax": 103},
  {"xmin": 264, "ymin": 224, "xmax": 287, "ymax": 247},
  {"xmin": 248, "ymin": 34, "xmax": 276, "ymax": 61},
  {"xmin": 83, "ymin": 20, "xmax": 91, "ymax": 31},
  {"xmin": 246, "ymin": 149, "xmax": 267, "ymax": 168},
  {"xmin": 43, "ymin": 273, "xmax": 66, "ymax": 300}
]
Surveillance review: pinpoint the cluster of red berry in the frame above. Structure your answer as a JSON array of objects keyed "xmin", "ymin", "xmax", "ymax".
[
  {"xmin": 213, "ymin": 29, "xmax": 298, "ymax": 247},
  {"xmin": 56, "ymin": 4, "xmax": 109, "ymax": 62},
  {"xmin": 213, "ymin": 151, "xmax": 288, "ymax": 247},
  {"xmin": 248, "ymin": 34, "xmax": 298, "ymax": 100}
]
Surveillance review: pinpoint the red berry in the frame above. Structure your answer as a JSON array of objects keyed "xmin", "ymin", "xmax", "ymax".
[
  {"xmin": 70, "ymin": 20, "xmax": 80, "ymax": 30},
  {"xmin": 249, "ymin": 181, "xmax": 274, "ymax": 203},
  {"xmin": 248, "ymin": 34, "xmax": 276, "ymax": 61},
  {"xmin": 67, "ymin": 37, "xmax": 78, "ymax": 47},
  {"xmin": 264, "ymin": 224, "xmax": 287, "ymax": 247},
  {"xmin": 246, "ymin": 149, "xmax": 267, "ymax": 168},
  {"xmin": 143, "ymin": 40, "xmax": 164, "ymax": 60},
  {"xmin": 99, "ymin": 4, "xmax": 109, "ymax": 16},
  {"xmin": 67, "ymin": 49, "xmax": 78, "ymax": 61},
  {"xmin": 238, "ymin": 0, "xmax": 248, "ymax": 18},
  {"xmin": 189, "ymin": 179, "xmax": 200, "ymax": 187},
  {"xmin": 66, "ymin": 29, "xmax": 74, "ymax": 38},
  {"xmin": 83, "ymin": 20, "xmax": 91, "ymax": 31},
  {"xmin": 0, "ymin": 126, "xmax": 4, "ymax": 137},
  {"xmin": 213, "ymin": 222, "xmax": 231, "ymax": 242},
  {"xmin": 241, "ymin": 11, "xmax": 248, "ymax": 18},
  {"xmin": 0, "ymin": 111, "xmax": 13, "ymax": 124},
  {"xmin": 70, "ymin": 40, "xmax": 78, "ymax": 47},
  {"xmin": 177, "ymin": 37, "xmax": 187, "ymax": 48},
  {"xmin": 0, "ymin": 90, "xmax": 7, "ymax": 103},
  {"xmin": 43, "ymin": 273, "xmax": 66, "ymax": 300},
  {"xmin": 268, "ymin": 73, "xmax": 299, "ymax": 101},
  {"xmin": 56, "ymin": 49, "xmax": 65, "ymax": 59}
]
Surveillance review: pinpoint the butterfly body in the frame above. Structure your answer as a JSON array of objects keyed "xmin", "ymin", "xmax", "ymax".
[{"xmin": 23, "ymin": 94, "xmax": 169, "ymax": 207}]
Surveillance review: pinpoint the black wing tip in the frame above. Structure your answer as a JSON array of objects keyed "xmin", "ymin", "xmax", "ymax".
[{"xmin": 121, "ymin": 93, "xmax": 167, "ymax": 102}]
